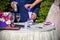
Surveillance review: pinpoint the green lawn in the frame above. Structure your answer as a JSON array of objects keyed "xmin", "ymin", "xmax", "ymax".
[{"xmin": 36, "ymin": 0, "xmax": 54, "ymax": 23}]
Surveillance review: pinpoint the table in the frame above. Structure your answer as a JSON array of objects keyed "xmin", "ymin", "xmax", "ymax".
[
  {"xmin": 0, "ymin": 23, "xmax": 58, "ymax": 40},
  {"xmin": 0, "ymin": 29, "xmax": 57, "ymax": 40}
]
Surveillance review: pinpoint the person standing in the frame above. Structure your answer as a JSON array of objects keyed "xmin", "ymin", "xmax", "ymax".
[{"xmin": 10, "ymin": 0, "xmax": 42, "ymax": 22}]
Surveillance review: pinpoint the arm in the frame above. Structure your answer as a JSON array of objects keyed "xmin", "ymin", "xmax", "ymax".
[
  {"xmin": 25, "ymin": 0, "xmax": 42, "ymax": 20},
  {"xmin": 25, "ymin": 0, "xmax": 42, "ymax": 8},
  {"xmin": 31, "ymin": 0, "xmax": 42, "ymax": 8}
]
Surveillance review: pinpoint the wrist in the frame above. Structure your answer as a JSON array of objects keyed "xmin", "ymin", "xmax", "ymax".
[{"xmin": 30, "ymin": 4, "xmax": 35, "ymax": 8}]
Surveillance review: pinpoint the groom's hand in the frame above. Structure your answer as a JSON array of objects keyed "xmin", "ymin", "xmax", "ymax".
[
  {"xmin": 11, "ymin": 1, "xmax": 18, "ymax": 9},
  {"xmin": 31, "ymin": 13, "xmax": 37, "ymax": 20}
]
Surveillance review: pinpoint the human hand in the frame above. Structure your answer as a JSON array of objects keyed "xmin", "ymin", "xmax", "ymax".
[
  {"xmin": 24, "ymin": 4, "xmax": 34, "ymax": 9},
  {"xmin": 31, "ymin": 13, "xmax": 37, "ymax": 20},
  {"xmin": 11, "ymin": 1, "xmax": 18, "ymax": 9}
]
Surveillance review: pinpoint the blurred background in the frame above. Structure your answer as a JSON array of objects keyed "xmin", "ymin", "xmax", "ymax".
[{"xmin": 0, "ymin": 0, "xmax": 54, "ymax": 23}]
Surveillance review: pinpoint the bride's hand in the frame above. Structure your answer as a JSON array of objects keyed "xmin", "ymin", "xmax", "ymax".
[{"xmin": 24, "ymin": 4, "xmax": 34, "ymax": 9}]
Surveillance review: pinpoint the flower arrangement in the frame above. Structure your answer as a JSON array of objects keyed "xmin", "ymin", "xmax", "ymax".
[{"xmin": 0, "ymin": 11, "xmax": 12, "ymax": 28}]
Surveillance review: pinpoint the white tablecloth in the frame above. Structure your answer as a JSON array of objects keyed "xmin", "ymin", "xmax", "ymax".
[{"xmin": 0, "ymin": 27, "xmax": 57, "ymax": 40}]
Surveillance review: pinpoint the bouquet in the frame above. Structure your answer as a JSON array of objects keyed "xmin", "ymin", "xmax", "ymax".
[{"xmin": 0, "ymin": 11, "xmax": 12, "ymax": 28}]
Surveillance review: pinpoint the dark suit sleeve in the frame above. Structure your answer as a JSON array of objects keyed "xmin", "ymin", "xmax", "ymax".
[
  {"xmin": 33, "ymin": 7, "xmax": 40, "ymax": 15},
  {"xmin": 33, "ymin": 3, "xmax": 40, "ymax": 15},
  {"xmin": 10, "ymin": 0, "xmax": 15, "ymax": 2}
]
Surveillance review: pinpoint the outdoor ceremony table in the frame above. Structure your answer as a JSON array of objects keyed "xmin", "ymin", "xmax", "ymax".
[{"xmin": 0, "ymin": 23, "xmax": 57, "ymax": 40}]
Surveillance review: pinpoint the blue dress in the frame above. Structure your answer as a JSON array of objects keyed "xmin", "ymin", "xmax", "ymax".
[{"xmin": 10, "ymin": 0, "xmax": 40, "ymax": 22}]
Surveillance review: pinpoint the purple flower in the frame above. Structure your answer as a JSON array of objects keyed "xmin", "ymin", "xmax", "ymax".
[{"xmin": 0, "ymin": 21, "xmax": 8, "ymax": 27}]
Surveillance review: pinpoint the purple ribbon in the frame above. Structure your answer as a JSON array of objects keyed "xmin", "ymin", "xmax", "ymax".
[{"xmin": 27, "ymin": 6, "xmax": 31, "ymax": 12}]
